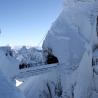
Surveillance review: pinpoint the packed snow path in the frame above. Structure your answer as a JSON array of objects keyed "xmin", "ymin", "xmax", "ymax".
[{"xmin": 14, "ymin": 63, "xmax": 59, "ymax": 79}]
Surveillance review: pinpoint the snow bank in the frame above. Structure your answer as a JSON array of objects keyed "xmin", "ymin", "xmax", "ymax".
[
  {"xmin": 0, "ymin": 70, "xmax": 25, "ymax": 98},
  {"xmin": 19, "ymin": 71, "xmax": 58, "ymax": 98}
]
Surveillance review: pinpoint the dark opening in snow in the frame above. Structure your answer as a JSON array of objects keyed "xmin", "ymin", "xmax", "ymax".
[{"xmin": 46, "ymin": 54, "xmax": 59, "ymax": 64}]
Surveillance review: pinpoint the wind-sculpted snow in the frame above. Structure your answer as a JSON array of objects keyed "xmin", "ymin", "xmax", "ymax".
[
  {"xmin": 43, "ymin": 0, "xmax": 98, "ymax": 67},
  {"xmin": 41, "ymin": 1, "xmax": 98, "ymax": 98}
]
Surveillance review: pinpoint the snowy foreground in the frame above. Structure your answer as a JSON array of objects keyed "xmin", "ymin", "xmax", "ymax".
[{"xmin": 0, "ymin": 0, "xmax": 98, "ymax": 98}]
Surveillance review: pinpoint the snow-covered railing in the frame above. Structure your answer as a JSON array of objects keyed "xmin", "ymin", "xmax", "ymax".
[
  {"xmin": 14, "ymin": 63, "xmax": 79, "ymax": 79},
  {"xmin": 14, "ymin": 63, "xmax": 59, "ymax": 79}
]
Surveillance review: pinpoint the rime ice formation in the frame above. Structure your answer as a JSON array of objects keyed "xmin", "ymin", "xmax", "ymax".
[{"xmin": 42, "ymin": 0, "xmax": 98, "ymax": 98}]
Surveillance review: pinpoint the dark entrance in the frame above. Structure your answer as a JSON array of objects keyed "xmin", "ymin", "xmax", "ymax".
[{"xmin": 46, "ymin": 54, "xmax": 58, "ymax": 64}]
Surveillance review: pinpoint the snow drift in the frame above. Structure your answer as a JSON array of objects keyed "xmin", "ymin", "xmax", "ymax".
[{"xmin": 0, "ymin": 70, "xmax": 25, "ymax": 98}]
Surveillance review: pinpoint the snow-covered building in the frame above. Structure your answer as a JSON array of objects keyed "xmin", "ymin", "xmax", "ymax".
[{"xmin": 0, "ymin": 46, "xmax": 14, "ymax": 57}]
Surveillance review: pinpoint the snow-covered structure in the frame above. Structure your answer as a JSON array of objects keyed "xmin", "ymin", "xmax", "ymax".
[
  {"xmin": 0, "ymin": 48, "xmax": 19, "ymax": 79},
  {"xmin": 0, "ymin": 48, "xmax": 25, "ymax": 98},
  {"xmin": 41, "ymin": 0, "xmax": 98, "ymax": 98}
]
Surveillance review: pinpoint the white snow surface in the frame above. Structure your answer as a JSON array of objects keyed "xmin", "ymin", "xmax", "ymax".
[{"xmin": 0, "ymin": 70, "xmax": 25, "ymax": 98}]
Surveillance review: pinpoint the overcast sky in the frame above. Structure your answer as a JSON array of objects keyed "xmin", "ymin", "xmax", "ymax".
[{"xmin": 0, "ymin": 0, "xmax": 63, "ymax": 47}]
